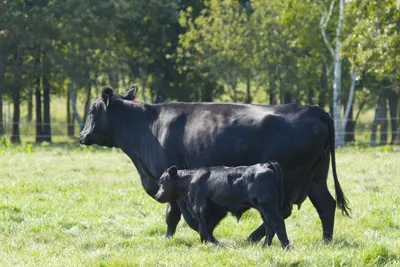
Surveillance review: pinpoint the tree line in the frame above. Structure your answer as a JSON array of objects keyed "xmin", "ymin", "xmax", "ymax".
[{"xmin": 0, "ymin": 0, "xmax": 399, "ymax": 146}]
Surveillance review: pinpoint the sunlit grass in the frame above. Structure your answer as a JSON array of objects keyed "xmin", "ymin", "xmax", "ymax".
[{"xmin": 0, "ymin": 145, "xmax": 399, "ymax": 266}]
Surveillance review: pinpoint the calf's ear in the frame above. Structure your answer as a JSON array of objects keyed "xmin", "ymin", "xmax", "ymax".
[
  {"xmin": 168, "ymin": 165, "xmax": 178, "ymax": 177},
  {"xmin": 122, "ymin": 84, "xmax": 138, "ymax": 101},
  {"xmin": 102, "ymin": 85, "xmax": 114, "ymax": 107}
]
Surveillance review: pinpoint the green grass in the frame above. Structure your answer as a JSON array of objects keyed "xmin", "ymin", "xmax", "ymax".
[{"xmin": 1, "ymin": 144, "xmax": 399, "ymax": 266}]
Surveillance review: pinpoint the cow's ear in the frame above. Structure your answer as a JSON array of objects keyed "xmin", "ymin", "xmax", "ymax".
[
  {"xmin": 122, "ymin": 84, "xmax": 138, "ymax": 101},
  {"xmin": 168, "ymin": 165, "xmax": 178, "ymax": 177},
  {"xmin": 102, "ymin": 85, "xmax": 114, "ymax": 107}
]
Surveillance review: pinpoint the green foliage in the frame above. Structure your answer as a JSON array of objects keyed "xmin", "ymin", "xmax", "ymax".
[
  {"xmin": 342, "ymin": 0, "xmax": 400, "ymax": 81},
  {"xmin": 1, "ymin": 0, "xmax": 400, "ymax": 143},
  {"xmin": 176, "ymin": 0, "xmax": 337, "ymax": 104},
  {"xmin": 0, "ymin": 146, "xmax": 399, "ymax": 266}
]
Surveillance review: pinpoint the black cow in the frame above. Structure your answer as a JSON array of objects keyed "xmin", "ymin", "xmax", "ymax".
[
  {"xmin": 79, "ymin": 85, "xmax": 350, "ymax": 244},
  {"xmin": 154, "ymin": 162, "xmax": 290, "ymax": 249}
]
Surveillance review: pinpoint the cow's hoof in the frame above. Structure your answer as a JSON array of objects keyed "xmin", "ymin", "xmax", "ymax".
[
  {"xmin": 164, "ymin": 233, "xmax": 174, "ymax": 239},
  {"xmin": 322, "ymin": 234, "xmax": 333, "ymax": 243},
  {"xmin": 247, "ymin": 234, "xmax": 263, "ymax": 244},
  {"xmin": 279, "ymin": 241, "xmax": 290, "ymax": 250},
  {"xmin": 262, "ymin": 238, "xmax": 273, "ymax": 248}
]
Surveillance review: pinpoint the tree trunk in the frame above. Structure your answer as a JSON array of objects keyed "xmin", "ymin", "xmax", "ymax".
[
  {"xmin": 340, "ymin": 70, "xmax": 357, "ymax": 144},
  {"xmin": 231, "ymin": 79, "xmax": 238, "ymax": 103},
  {"xmin": 67, "ymin": 85, "xmax": 73, "ymax": 137},
  {"xmin": 139, "ymin": 68, "xmax": 148, "ymax": 102},
  {"xmin": 35, "ymin": 77, "xmax": 44, "ymax": 143},
  {"xmin": 27, "ymin": 88, "xmax": 33, "ymax": 122},
  {"xmin": 269, "ymin": 92, "xmax": 276, "ymax": 105},
  {"xmin": 379, "ymin": 93, "xmax": 388, "ymax": 146},
  {"xmin": 245, "ymin": 77, "xmax": 252, "ymax": 103},
  {"xmin": 282, "ymin": 92, "xmax": 292, "ymax": 104},
  {"xmin": 108, "ymin": 71, "xmax": 117, "ymax": 93},
  {"xmin": 388, "ymin": 90, "xmax": 398, "ymax": 145},
  {"xmin": 321, "ymin": 0, "xmax": 345, "ymax": 147},
  {"xmin": 0, "ymin": 52, "xmax": 5, "ymax": 136},
  {"xmin": 318, "ymin": 63, "xmax": 328, "ymax": 108},
  {"xmin": 370, "ymin": 93, "xmax": 386, "ymax": 146},
  {"xmin": 344, "ymin": 104, "xmax": 355, "ymax": 143},
  {"xmin": 150, "ymin": 88, "xmax": 155, "ymax": 103},
  {"xmin": 308, "ymin": 89, "xmax": 314, "ymax": 105},
  {"xmin": 42, "ymin": 72, "xmax": 51, "ymax": 142},
  {"xmin": 11, "ymin": 87, "xmax": 21, "ymax": 143},
  {"xmin": 201, "ymin": 81, "xmax": 213, "ymax": 102},
  {"xmin": 332, "ymin": 0, "xmax": 345, "ymax": 147},
  {"xmin": 396, "ymin": 88, "xmax": 400, "ymax": 145},
  {"xmin": 82, "ymin": 81, "xmax": 92, "ymax": 127},
  {"xmin": 11, "ymin": 52, "xmax": 22, "ymax": 143}
]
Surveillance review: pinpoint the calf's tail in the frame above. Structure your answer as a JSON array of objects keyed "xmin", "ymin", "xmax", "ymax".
[
  {"xmin": 325, "ymin": 111, "xmax": 351, "ymax": 217},
  {"xmin": 269, "ymin": 161, "xmax": 284, "ymax": 209}
]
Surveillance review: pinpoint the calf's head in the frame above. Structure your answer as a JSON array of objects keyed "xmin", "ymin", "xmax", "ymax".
[
  {"xmin": 79, "ymin": 85, "xmax": 138, "ymax": 147},
  {"xmin": 155, "ymin": 166, "xmax": 184, "ymax": 203}
]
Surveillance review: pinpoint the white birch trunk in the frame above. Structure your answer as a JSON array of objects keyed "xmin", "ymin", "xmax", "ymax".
[
  {"xmin": 341, "ymin": 70, "xmax": 357, "ymax": 137},
  {"xmin": 333, "ymin": 0, "xmax": 345, "ymax": 147}
]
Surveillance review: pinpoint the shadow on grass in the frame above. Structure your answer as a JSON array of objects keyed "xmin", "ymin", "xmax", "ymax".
[
  {"xmin": 166, "ymin": 237, "xmax": 197, "ymax": 248},
  {"xmin": 312, "ymin": 237, "xmax": 362, "ymax": 249}
]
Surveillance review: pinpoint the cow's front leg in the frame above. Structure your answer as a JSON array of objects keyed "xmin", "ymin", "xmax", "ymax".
[{"xmin": 165, "ymin": 202, "xmax": 181, "ymax": 238}]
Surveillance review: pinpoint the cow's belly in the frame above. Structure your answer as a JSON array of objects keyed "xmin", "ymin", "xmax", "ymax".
[
  {"xmin": 184, "ymin": 123, "xmax": 326, "ymax": 169},
  {"xmin": 180, "ymin": 119, "xmax": 328, "ymax": 209}
]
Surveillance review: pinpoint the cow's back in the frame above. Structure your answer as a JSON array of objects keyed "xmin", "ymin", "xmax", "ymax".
[{"xmin": 153, "ymin": 102, "xmax": 329, "ymax": 172}]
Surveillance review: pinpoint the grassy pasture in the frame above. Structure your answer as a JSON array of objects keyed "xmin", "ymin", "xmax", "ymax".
[{"xmin": 0, "ymin": 144, "xmax": 399, "ymax": 266}]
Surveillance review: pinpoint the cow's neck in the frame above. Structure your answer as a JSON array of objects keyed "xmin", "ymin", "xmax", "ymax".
[{"xmin": 110, "ymin": 102, "xmax": 163, "ymax": 197}]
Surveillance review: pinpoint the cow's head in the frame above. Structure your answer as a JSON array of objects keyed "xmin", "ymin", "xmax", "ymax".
[
  {"xmin": 79, "ymin": 84, "xmax": 138, "ymax": 147},
  {"xmin": 155, "ymin": 165, "xmax": 183, "ymax": 203}
]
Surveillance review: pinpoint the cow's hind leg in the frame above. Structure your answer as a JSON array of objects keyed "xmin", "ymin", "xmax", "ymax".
[
  {"xmin": 308, "ymin": 179, "xmax": 336, "ymax": 242},
  {"xmin": 165, "ymin": 202, "xmax": 182, "ymax": 238},
  {"xmin": 308, "ymin": 151, "xmax": 337, "ymax": 242}
]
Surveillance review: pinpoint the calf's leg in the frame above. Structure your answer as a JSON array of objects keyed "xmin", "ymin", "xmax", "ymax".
[
  {"xmin": 165, "ymin": 200, "xmax": 200, "ymax": 238},
  {"xmin": 247, "ymin": 205, "xmax": 292, "ymax": 243},
  {"xmin": 259, "ymin": 206, "xmax": 290, "ymax": 249},
  {"xmin": 197, "ymin": 212, "xmax": 218, "ymax": 244},
  {"xmin": 165, "ymin": 202, "xmax": 182, "ymax": 238}
]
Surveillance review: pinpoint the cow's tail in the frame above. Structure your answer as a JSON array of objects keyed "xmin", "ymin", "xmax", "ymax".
[
  {"xmin": 326, "ymin": 111, "xmax": 351, "ymax": 217},
  {"xmin": 269, "ymin": 161, "xmax": 284, "ymax": 209}
]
